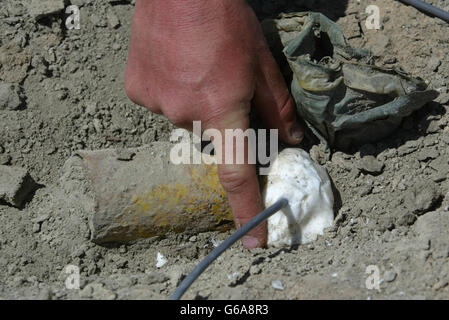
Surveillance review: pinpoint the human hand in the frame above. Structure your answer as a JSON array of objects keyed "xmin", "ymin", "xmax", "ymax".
[{"xmin": 125, "ymin": 0, "xmax": 303, "ymax": 248}]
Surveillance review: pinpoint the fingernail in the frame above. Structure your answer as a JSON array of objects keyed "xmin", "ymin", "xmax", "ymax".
[
  {"xmin": 290, "ymin": 123, "xmax": 304, "ymax": 143},
  {"xmin": 242, "ymin": 236, "xmax": 260, "ymax": 249}
]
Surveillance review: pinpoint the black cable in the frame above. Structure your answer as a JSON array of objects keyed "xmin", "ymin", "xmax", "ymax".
[
  {"xmin": 170, "ymin": 198, "xmax": 289, "ymax": 300},
  {"xmin": 397, "ymin": 0, "xmax": 449, "ymax": 23}
]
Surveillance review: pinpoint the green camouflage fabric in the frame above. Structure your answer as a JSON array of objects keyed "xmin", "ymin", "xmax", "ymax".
[{"xmin": 262, "ymin": 12, "xmax": 439, "ymax": 150}]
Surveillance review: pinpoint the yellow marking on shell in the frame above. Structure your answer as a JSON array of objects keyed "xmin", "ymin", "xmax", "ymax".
[{"xmin": 112, "ymin": 164, "xmax": 232, "ymax": 238}]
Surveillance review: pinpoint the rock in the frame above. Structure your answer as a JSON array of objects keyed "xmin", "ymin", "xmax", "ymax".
[
  {"xmin": 0, "ymin": 165, "xmax": 38, "ymax": 208},
  {"xmin": 331, "ymin": 152, "xmax": 354, "ymax": 171},
  {"xmin": 28, "ymin": 0, "xmax": 65, "ymax": 20},
  {"xmin": 436, "ymin": 92, "xmax": 449, "ymax": 105},
  {"xmin": 32, "ymin": 223, "xmax": 40, "ymax": 233},
  {"xmin": 384, "ymin": 270, "xmax": 397, "ymax": 282},
  {"xmin": 90, "ymin": 13, "xmax": 107, "ymax": 28},
  {"xmin": 376, "ymin": 216, "xmax": 395, "ymax": 232},
  {"xmin": 359, "ymin": 180, "xmax": 373, "ymax": 197},
  {"xmin": 432, "ymin": 172, "xmax": 447, "ymax": 183},
  {"xmin": 405, "ymin": 181, "xmax": 441, "ymax": 216},
  {"xmin": 429, "ymin": 157, "xmax": 449, "ymax": 177},
  {"xmin": 38, "ymin": 288, "xmax": 53, "ymax": 300},
  {"xmin": 107, "ymin": 9, "xmax": 120, "ymax": 29},
  {"xmin": 71, "ymin": 246, "xmax": 86, "ymax": 259},
  {"xmin": 31, "ymin": 214, "xmax": 50, "ymax": 224},
  {"xmin": 442, "ymin": 132, "xmax": 449, "ymax": 145},
  {"xmin": 426, "ymin": 120, "xmax": 443, "ymax": 134},
  {"xmin": 115, "ymin": 148, "xmax": 135, "ymax": 161},
  {"xmin": 142, "ymin": 271, "xmax": 168, "ymax": 286},
  {"xmin": 417, "ymin": 148, "xmax": 439, "ymax": 161},
  {"xmin": 118, "ymin": 286, "xmax": 165, "ymax": 300},
  {"xmin": 271, "ymin": 280, "xmax": 284, "ymax": 291},
  {"xmin": 396, "ymin": 212, "xmax": 417, "ymax": 227},
  {"xmin": 79, "ymin": 283, "xmax": 116, "ymax": 300},
  {"xmin": 415, "ymin": 211, "xmax": 449, "ymax": 259},
  {"xmin": 383, "ymin": 55, "xmax": 397, "ymax": 64},
  {"xmin": 249, "ymin": 264, "xmax": 262, "ymax": 275},
  {"xmin": 0, "ymin": 83, "xmax": 22, "ymax": 110},
  {"xmin": 357, "ymin": 155, "xmax": 384, "ymax": 175},
  {"xmin": 309, "ymin": 144, "xmax": 330, "ymax": 165},
  {"xmin": 156, "ymin": 252, "xmax": 167, "ymax": 268},
  {"xmin": 427, "ymin": 56, "xmax": 442, "ymax": 72},
  {"xmin": 432, "ymin": 280, "xmax": 448, "ymax": 291},
  {"xmin": 85, "ymin": 101, "xmax": 97, "ymax": 116},
  {"xmin": 0, "ymin": 44, "xmax": 32, "ymax": 83},
  {"xmin": 112, "ymin": 43, "xmax": 121, "ymax": 51},
  {"xmin": 168, "ymin": 267, "xmax": 185, "ymax": 287},
  {"xmin": 71, "ymin": 0, "xmax": 94, "ymax": 7},
  {"xmin": 398, "ymin": 140, "xmax": 419, "ymax": 156},
  {"xmin": 113, "ymin": 256, "xmax": 128, "ymax": 269},
  {"xmin": 118, "ymin": 246, "xmax": 127, "ymax": 254},
  {"xmin": 0, "ymin": 154, "xmax": 11, "ymax": 165}
]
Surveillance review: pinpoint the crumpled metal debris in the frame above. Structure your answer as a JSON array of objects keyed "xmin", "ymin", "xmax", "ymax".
[{"xmin": 263, "ymin": 12, "xmax": 439, "ymax": 149}]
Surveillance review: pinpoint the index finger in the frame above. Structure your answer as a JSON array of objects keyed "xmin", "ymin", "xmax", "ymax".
[{"xmin": 207, "ymin": 109, "xmax": 266, "ymax": 249}]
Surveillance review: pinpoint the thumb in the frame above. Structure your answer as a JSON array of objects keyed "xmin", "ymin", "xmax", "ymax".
[
  {"xmin": 206, "ymin": 105, "xmax": 266, "ymax": 249},
  {"xmin": 253, "ymin": 46, "xmax": 304, "ymax": 145}
]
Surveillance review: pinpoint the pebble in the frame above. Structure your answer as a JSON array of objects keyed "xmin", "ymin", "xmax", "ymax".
[
  {"xmin": 405, "ymin": 181, "xmax": 440, "ymax": 215},
  {"xmin": 0, "ymin": 165, "xmax": 38, "ymax": 208},
  {"xmin": 32, "ymin": 223, "xmax": 41, "ymax": 233},
  {"xmin": 85, "ymin": 101, "xmax": 97, "ymax": 116},
  {"xmin": 38, "ymin": 288, "xmax": 53, "ymax": 300},
  {"xmin": 79, "ymin": 283, "xmax": 116, "ymax": 300},
  {"xmin": 250, "ymin": 265, "xmax": 261, "ymax": 275},
  {"xmin": 107, "ymin": 9, "xmax": 121, "ymax": 29},
  {"xmin": 115, "ymin": 148, "xmax": 135, "ymax": 161},
  {"xmin": 156, "ymin": 252, "xmax": 167, "ymax": 268},
  {"xmin": 398, "ymin": 141, "xmax": 419, "ymax": 156},
  {"xmin": 357, "ymin": 156, "xmax": 384, "ymax": 175},
  {"xmin": 427, "ymin": 56, "xmax": 442, "ymax": 72},
  {"xmin": 432, "ymin": 280, "xmax": 448, "ymax": 291},
  {"xmin": 28, "ymin": 0, "xmax": 65, "ymax": 20},
  {"xmin": 417, "ymin": 148, "xmax": 439, "ymax": 161},
  {"xmin": 441, "ymin": 131, "xmax": 449, "ymax": 145},
  {"xmin": 0, "ymin": 83, "xmax": 22, "ymax": 111},
  {"xmin": 32, "ymin": 214, "xmax": 50, "ymax": 224},
  {"xmin": 168, "ymin": 268, "xmax": 185, "ymax": 287},
  {"xmin": 271, "ymin": 280, "xmax": 284, "ymax": 291},
  {"xmin": 384, "ymin": 270, "xmax": 397, "ymax": 282}
]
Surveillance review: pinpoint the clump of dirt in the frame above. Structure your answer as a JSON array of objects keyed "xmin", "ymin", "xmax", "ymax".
[{"xmin": 0, "ymin": 0, "xmax": 448, "ymax": 300}]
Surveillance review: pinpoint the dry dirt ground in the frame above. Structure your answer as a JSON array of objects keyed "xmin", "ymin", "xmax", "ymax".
[{"xmin": 0, "ymin": 0, "xmax": 448, "ymax": 300}]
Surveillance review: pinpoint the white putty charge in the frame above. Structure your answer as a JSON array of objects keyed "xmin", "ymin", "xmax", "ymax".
[{"xmin": 263, "ymin": 148, "xmax": 334, "ymax": 247}]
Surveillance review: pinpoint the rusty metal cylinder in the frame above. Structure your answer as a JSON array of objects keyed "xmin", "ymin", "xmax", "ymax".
[{"xmin": 77, "ymin": 142, "xmax": 233, "ymax": 244}]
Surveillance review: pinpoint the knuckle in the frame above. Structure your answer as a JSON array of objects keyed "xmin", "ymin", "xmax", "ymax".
[
  {"xmin": 218, "ymin": 166, "xmax": 251, "ymax": 194},
  {"xmin": 124, "ymin": 70, "xmax": 149, "ymax": 106},
  {"xmin": 278, "ymin": 94, "xmax": 296, "ymax": 122},
  {"xmin": 124, "ymin": 74, "xmax": 138, "ymax": 102},
  {"xmin": 124, "ymin": 70, "xmax": 162, "ymax": 114}
]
